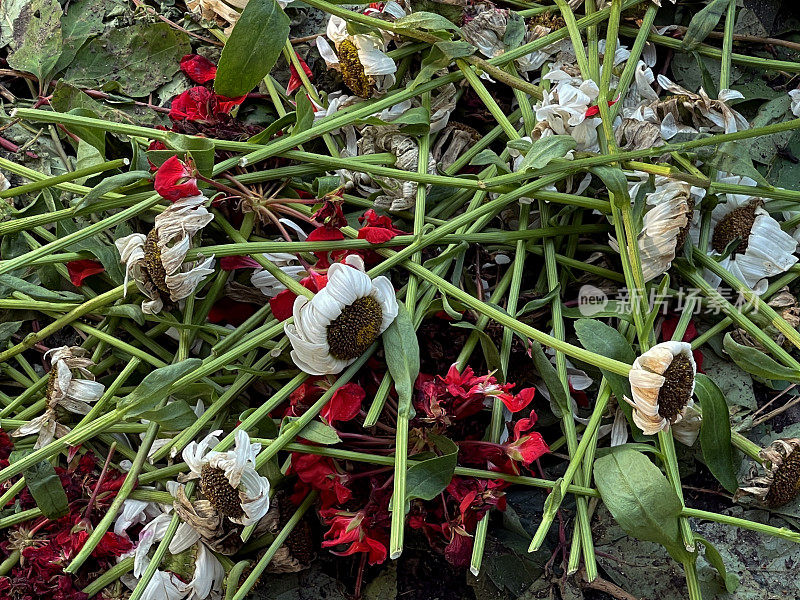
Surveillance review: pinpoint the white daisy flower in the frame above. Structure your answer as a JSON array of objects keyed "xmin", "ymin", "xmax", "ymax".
[
  {"xmin": 626, "ymin": 341, "xmax": 701, "ymax": 445},
  {"xmin": 12, "ymin": 346, "xmax": 105, "ymax": 448},
  {"xmin": 284, "ymin": 255, "xmax": 398, "ymax": 375},
  {"xmin": 316, "ymin": 15, "xmax": 396, "ymax": 98},
  {"xmin": 654, "ymin": 75, "xmax": 749, "ymax": 140},
  {"xmin": 790, "ymin": 89, "xmax": 800, "ymax": 118},
  {"xmin": 182, "ymin": 429, "xmax": 271, "ymax": 526},
  {"xmin": 251, "ymin": 252, "xmax": 308, "ymax": 297},
  {"xmin": 702, "ymin": 175, "xmax": 798, "ymax": 294},
  {"xmin": 534, "ymin": 70, "xmax": 602, "ymax": 151},
  {"xmin": 124, "ymin": 509, "xmax": 225, "ymax": 600},
  {"xmin": 115, "ymin": 195, "xmax": 215, "ymax": 314}
]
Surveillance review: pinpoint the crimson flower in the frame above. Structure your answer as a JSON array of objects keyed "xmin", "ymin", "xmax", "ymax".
[
  {"xmin": 312, "ymin": 195, "xmax": 347, "ymax": 229},
  {"xmin": 169, "ymin": 86, "xmax": 245, "ymax": 123},
  {"xmin": 269, "ymin": 270, "xmax": 328, "ymax": 321},
  {"xmin": 290, "ymin": 379, "xmax": 366, "ymax": 425},
  {"xmin": 305, "ymin": 225, "xmax": 347, "ymax": 268},
  {"xmin": 289, "ymin": 453, "xmax": 352, "ymax": 507},
  {"xmin": 153, "ymin": 155, "xmax": 200, "ymax": 201},
  {"xmin": 357, "ymin": 209, "xmax": 406, "ymax": 244},
  {"xmin": 320, "ymin": 508, "xmax": 388, "ymax": 565},
  {"xmin": 504, "ymin": 417, "xmax": 549, "ymax": 466},
  {"xmin": 180, "ymin": 54, "xmax": 217, "ymax": 84},
  {"xmin": 220, "ymin": 255, "xmax": 260, "ymax": 270},
  {"xmin": 208, "ymin": 297, "xmax": 258, "ymax": 326},
  {"xmin": 66, "ymin": 260, "xmax": 104, "ymax": 287},
  {"xmin": 287, "ymin": 52, "xmax": 313, "ymax": 94}
]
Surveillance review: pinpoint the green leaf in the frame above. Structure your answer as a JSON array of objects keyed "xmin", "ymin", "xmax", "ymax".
[
  {"xmin": 405, "ymin": 435, "xmax": 458, "ymax": 502},
  {"xmin": 75, "ymin": 170, "xmax": 150, "ymax": 209},
  {"xmin": 6, "ymin": 0, "xmax": 63, "ymax": 84},
  {"xmin": 722, "ymin": 333, "xmax": 800, "ymax": 383},
  {"xmin": 52, "ymin": 0, "xmax": 105, "ymax": 75},
  {"xmin": 138, "ymin": 400, "xmax": 198, "ymax": 430},
  {"xmin": 695, "ymin": 374, "xmax": 738, "ymax": 493},
  {"xmin": 694, "ymin": 534, "xmax": 739, "ymax": 593},
  {"xmin": 469, "ymin": 149, "xmax": 510, "ymax": 174},
  {"xmin": 395, "ymin": 11, "xmax": 459, "ymax": 32},
  {"xmin": 529, "ymin": 340, "xmax": 570, "ymax": 418},
  {"xmin": 248, "ymin": 112, "xmax": 297, "ymax": 144},
  {"xmin": 282, "ymin": 417, "xmax": 342, "ymax": 445},
  {"xmin": 0, "ymin": 321, "xmax": 23, "ymax": 342},
  {"xmin": 590, "ymin": 165, "xmax": 631, "ymax": 206},
  {"xmin": 383, "ymin": 302, "xmax": 420, "ymax": 419},
  {"xmin": 683, "ymin": 0, "xmax": 731, "ymax": 51},
  {"xmin": 292, "ymin": 92, "xmax": 314, "ymax": 137},
  {"xmin": 214, "ymin": 0, "xmax": 290, "ymax": 98},
  {"xmin": 57, "ymin": 219, "xmax": 125, "ymax": 286},
  {"xmin": 594, "ymin": 446, "xmax": 691, "ymax": 563},
  {"xmin": 518, "ymin": 135, "xmax": 576, "ymax": 171},
  {"xmin": 434, "ymin": 40, "xmax": 475, "ymax": 59},
  {"xmin": 122, "ymin": 359, "xmax": 203, "ymax": 415},
  {"xmin": 516, "ymin": 285, "xmax": 561, "ymax": 316},
  {"xmin": 105, "ymin": 304, "xmax": 145, "ymax": 326},
  {"xmin": 23, "ymin": 457, "xmax": 69, "ymax": 520},
  {"xmin": 0, "ymin": 274, "xmax": 84, "ymax": 302},
  {"xmin": 502, "ymin": 13, "xmax": 526, "ymax": 50},
  {"xmin": 62, "ymin": 23, "xmax": 190, "ymax": 96},
  {"xmin": 164, "ymin": 133, "xmax": 216, "ymax": 177}
]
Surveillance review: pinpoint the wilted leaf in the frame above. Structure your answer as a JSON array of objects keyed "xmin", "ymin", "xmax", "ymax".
[{"xmin": 6, "ymin": 0, "xmax": 63, "ymax": 84}]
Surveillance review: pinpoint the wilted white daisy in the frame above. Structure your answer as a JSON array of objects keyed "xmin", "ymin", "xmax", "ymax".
[
  {"xmin": 12, "ymin": 346, "xmax": 104, "ymax": 448},
  {"xmin": 432, "ymin": 121, "xmax": 482, "ymax": 172},
  {"xmin": 284, "ymin": 255, "xmax": 398, "ymax": 375},
  {"xmin": 251, "ymin": 252, "xmax": 308, "ymax": 297},
  {"xmin": 737, "ymin": 438, "xmax": 800, "ymax": 508},
  {"xmin": 702, "ymin": 175, "xmax": 798, "ymax": 294},
  {"xmin": 791, "ymin": 88, "xmax": 800, "ymax": 117},
  {"xmin": 534, "ymin": 70, "xmax": 602, "ymax": 151},
  {"xmin": 316, "ymin": 15, "xmax": 396, "ymax": 97},
  {"xmin": 182, "ymin": 429, "xmax": 271, "ymax": 526},
  {"xmin": 123, "ymin": 508, "xmax": 225, "ymax": 600},
  {"xmin": 116, "ymin": 195, "xmax": 215, "ymax": 314},
  {"xmin": 626, "ymin": 341, "xmax": 701, "ymax": 445},
  {"xmin": 652, "ymin": 75, "xmax": 749, "ymax": 140}
]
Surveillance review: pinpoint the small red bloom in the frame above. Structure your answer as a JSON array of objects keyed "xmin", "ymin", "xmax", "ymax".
[
  {"xmin": 220, "ymin": 255, "xmax": 260, "ymax": 270},
  {"xmin": 320, "ymin": 508, "xmax": 388, "ymax": 565},
  {"xmin": 306, "ymin": 225, "xmax": 347, "ymax": 267},
  {"xmin": 504, "ymin": 417, "xmax": 549, "ymax": 465},
  {"xmin": 321, "ymin": 382, "xmax": 366, "ymax": 425},
  {"xmin": 289, "ymin": 453, "xmax": 352, "ymax": 506},
  {"xmin": 357, "ymin": 209, "xmax": 406, "ymax": 244},
  {"xmin": 180, "ymin": 54, "xmax": 217, "ymax": 84},
  {"xmin": 269, "ymin": 270, "xmax": 328, "ymax": 321},
  {"xmin": 313, "ymin": 195, "xmax": 347, "ymax": 229},
  {"xmin": 169, "ymin": 87, "xmax": 245, "ymax": 123},
  {"xmin": 287, "ymin": 52, "xmax": 313, "ymax": 94},
  {"xmin": 153, "ymin": 156, "xmax": 200, "ymax": 201},
  {"xmin": 208, "ymin": 298, "xmax": 258, "ymax": 326},
  {"xmin": 66, "ymin": 260, "xmax": 104, "ymax": 287}
]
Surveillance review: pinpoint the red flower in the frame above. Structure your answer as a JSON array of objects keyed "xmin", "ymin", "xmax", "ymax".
[
  {"xmin": 93, "ymin": 531, "xmax": 133, "ymax": 558},
  {"xmin": 208, "ymin": 298, "xmax": 257, "ymax": 326},
  {"xmin": 269, "ymin": 270, "xmax": 328, "ymax": 321},
  {"xmin": 289, "ymin": 453, "xmax": 352, "ymax": 506},
  {"xmin": 306, "ymin": 226, "xmax": 347, "ymax": 267},
  {"xmin": 180, "ymin": 54, "xmax": 217, "ymax": 84},
  {"xmin": 321, "ymin": 382, "xmax": 366, "ymax": 425},
  {"xmin": 66, "ymin": 260, "xmax": 104, "ymax": 287},
  {"xmin": 153, "ymin": 156, "xmax": 200, "ymax": 201},
  {"xmin": 220, "ymin": 255, "xmax": 260, "ymax": 270},
  {"xmin": 169, "ymin": 87, "xmax": 245, "ymax": 123},
  {"xmin": 357, "ymin": 209, "xmax": 405, "ymax": 244},
  {"xmin": 287, "ymin": 53, "xmax": 313, "ymax": 94},
  {"xmin": 320, "ymin": 508, "xmax": 388, "ymax": 565},
  {"xmin": 504, "ymin": 417, "xmax": 549, "ymax": 465},
  {"xmin": 312, "ymin": 195, "xmax": 347, "ymax": 229}
]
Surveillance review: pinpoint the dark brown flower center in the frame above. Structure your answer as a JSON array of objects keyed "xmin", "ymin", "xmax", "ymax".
[
  {"xmin": 200, "ymin": 464, "xmax": 244, "ymax": 520},
  {"xmin": 711, "ymin": 200, "xmax": 760, "ymax": 255},
  {"xmin": 529, "ymin": 12, "xmax": 566, "ymax": 30},
  {"xmin": 143, "ymin": 228, "xmax": 170, "ymax": 294},
  {"xmin": 657, "ymin": 353, "xmax": 694, "ymax": 423},
  {"xmin": 765, "ymin": 448, "xmax": 800, "ymax": 508},
  {"xmin": 338, "ymin": 39, "xmax": 374, "ymax": 98},
  {"xmin": 326, "ymin": 296, "xmax": 383, "ymax": 360}
]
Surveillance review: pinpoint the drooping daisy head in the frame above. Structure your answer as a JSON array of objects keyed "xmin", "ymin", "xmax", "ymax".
[
  {"xmin": 626, "ymin": 341, "xmax": 701, "ymax": 445},
  {"xmin": 534, "ymin": 70, "xmax": 601, "ymax": 151},
  {"xmin": 738, "ymin": 438, "xmax": 800, "ymax": 508},
  {"xmin": 12, "ymin": 346, "xmax": 105, "ymax": 448},
  {"xmin": 636, "ymin": 177, "xmax": 703, "ymax": 282},
  {"xmin": 182, "ymin": 429, "xmax": 271, "ymax": 526},
  {"xmin": 116, "ymin": 195, "xmax": 215, "ymax": 314},
  {"xmin": 316, "ymin": 15, "xmax": 396, "ymax": 98},
  {"xmin": 705, "ymin": 175, "xmax": 798, "ymax": 294},
  {"xmin": 284, "ymin": 255, "xmax": 398, "ymax": 375}
]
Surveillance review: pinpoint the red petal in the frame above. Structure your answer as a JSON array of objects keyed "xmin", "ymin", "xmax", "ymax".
[
  {"xmin": 153, "ymin": 156, "xmax": 200, "ymax": 202},
  {"xmin": 169, "ymin": 87, "xmax": 215, "ymax": 122},
  {"xmin": 321, "ymin": 382, "xmax": 366, "ymax": 424},
  {"xmin": 67, "ymin": 260, "xmax": 104, "ymax": 287},
  {"xmin": 286, "ymin": 53, "xmax": 313, "ymax": 94},
  {"xmin": 269, "ymin": 289, "xmax": 297, "ymax": 322},
  {"xmin": 499, "ymin": 387, "xmax": 535, "ymax": 413},
  {"xmin": 358, "ymin": 226, "xmax": 398, "ymax": 244},
  {"xmin": 220, "ymin": 255, "xmax": 260, "ymax": 270},
  {"xmin": 180, "ymin": 54, "xmax": 217, "ymax": 84},
  {"xmin": 307, "ymin": 226, "xmax": 346, "ymax": 242},
  {"xmin": 215, "ymin": 94, "xmax": 246, "ymax": 115}
]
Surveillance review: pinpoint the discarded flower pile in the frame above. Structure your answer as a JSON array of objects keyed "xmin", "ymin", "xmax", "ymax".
[{"xmin": 3, "ymin": 0, "xmax": 800, "ymax": 598}]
